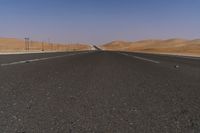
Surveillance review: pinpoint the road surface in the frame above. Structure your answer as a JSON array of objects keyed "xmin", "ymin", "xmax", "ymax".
[{"xmin": 0, "ymin": 51, "xmax": 200, "ymax": 133}]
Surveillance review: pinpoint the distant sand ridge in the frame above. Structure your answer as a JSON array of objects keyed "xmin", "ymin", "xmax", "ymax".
[
  {"xmin": 101, "ymin": 39, "xmax": 200, "ymax": 56},
  {"xmin": 0, "ymin": 38, "xmax": 91, "ymax": 52},
  {"xmin": 1, "ymin": 37, "xmax": 200, "ymax": 56}
]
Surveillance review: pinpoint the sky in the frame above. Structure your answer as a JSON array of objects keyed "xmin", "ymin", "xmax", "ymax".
[{"xmin": 0, "ymin": 0, "xmax": 200, "ymax": 44}]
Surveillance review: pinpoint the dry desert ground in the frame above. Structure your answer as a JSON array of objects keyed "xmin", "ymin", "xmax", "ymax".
[
  {"xmin": 0, "ymin": 37, "xmax": 91, "ymax": 53},
  {"xmin": 101, "ymin": 39, "xmax": 200, "ymax": 57},
  {"xmin": 1, "ymin": 37, "xmax": 200, "ymax": 57}
]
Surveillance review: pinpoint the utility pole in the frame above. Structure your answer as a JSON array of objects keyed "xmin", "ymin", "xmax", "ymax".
[
  {"xmin": 48, "ymin": 38, "xmax": 52, "ymax": 51},
  {"xmin": 48, "ymin": 39, "xmax": 53, "ymax": 51},
  {"xmin": 42, "ymin": 42, "xmax": 44, "ymax": 51},
  {"xmin": 30, "ymin": 40, "xmax": 33, "ymax": 51},
  {"xmin": 51, "ymin": 43, "xmax": 53, "ymax": 51},
  {"xmin": 24, "ymin": 38, "xmax": 30, "ymax": 51},
  {"xmin": 57, "ymin": 44, "xmax": 59, "ymax": 51}
]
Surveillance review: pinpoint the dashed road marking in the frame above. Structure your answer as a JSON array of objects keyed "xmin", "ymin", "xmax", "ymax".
[
  {"xmin": 119, "ymin": 53, "xmax": 160, "ymax": 64},
  {"xmin": 175, "ymin": 56, "xmax": 200, "ymax": 60},
  {"xmin": 1, "ymin": 52, "xmax": 91, "ymax": 67}
]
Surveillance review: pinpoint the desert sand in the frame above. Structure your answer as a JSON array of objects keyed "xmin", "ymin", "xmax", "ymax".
[
  {"xmin": 0, "ymin": 37, "xmax": 91, "ymax": 53},
  {"xmin": 101, "ymin": 39, "xmax": 200, "ymax": 57},
  {"xmin": 1, "ymin": 37, "xmax": 200, "ymax": 57}
]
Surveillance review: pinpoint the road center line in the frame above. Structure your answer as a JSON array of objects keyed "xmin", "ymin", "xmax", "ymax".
[
  {"xmin": 120, "ymin": 53, "xmax": 160, "ymax": 64},
  {"xmin": 1, "ymin": 52, "xmax": 90, "ymax": 67}
]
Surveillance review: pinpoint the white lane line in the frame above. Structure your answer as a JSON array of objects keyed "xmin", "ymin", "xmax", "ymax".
[
  {"xmin": 175, "ymin": 56, "xmax": 200, "ymax": 60},
  {"xmin": 120, "ymin": 53, "xmax": 160, "ymax": 64},
  {"xmin": 1, "ymin": 52, "xmax": 91, "ymax": 67}
]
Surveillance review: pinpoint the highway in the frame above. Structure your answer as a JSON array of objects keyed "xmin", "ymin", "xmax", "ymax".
[{"xmin": 0, "ymin": 50, "xmax": 200, "ymax": 133}]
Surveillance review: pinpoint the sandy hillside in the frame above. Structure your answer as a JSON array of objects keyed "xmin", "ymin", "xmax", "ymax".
[
  {"xmin": 0, "ymin": 37, "xmax": 91, "ymax": 52},
  {"xmin": 101, "ymin": 39, "xmax": 200, "ymax": 56}
]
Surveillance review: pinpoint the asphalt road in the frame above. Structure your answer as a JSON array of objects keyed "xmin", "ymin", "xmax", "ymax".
[
  {"xmin": 0, "ymin": 51, "xmax": 199, "ymax": 133},
  {"xmin": 0, "ymin": 51, "xmax": 88, "ymax": 65}
]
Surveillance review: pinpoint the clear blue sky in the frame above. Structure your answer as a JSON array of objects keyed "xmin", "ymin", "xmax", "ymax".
[{"xmin": 0, "ymin": 0, "xmax": 200, "ymax": 44}]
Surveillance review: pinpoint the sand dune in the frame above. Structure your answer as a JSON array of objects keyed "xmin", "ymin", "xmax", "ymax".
[
  {"xmin": 1, "ymin": 37, "xmax": 199, "ymax": 56},
  {"xmin": 0, "ymin": 37, "xmax": 91, "ymax": 52},
  {"xmin": 101, "ymin": 39, "xmax": 200, "ymax": 56}
]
